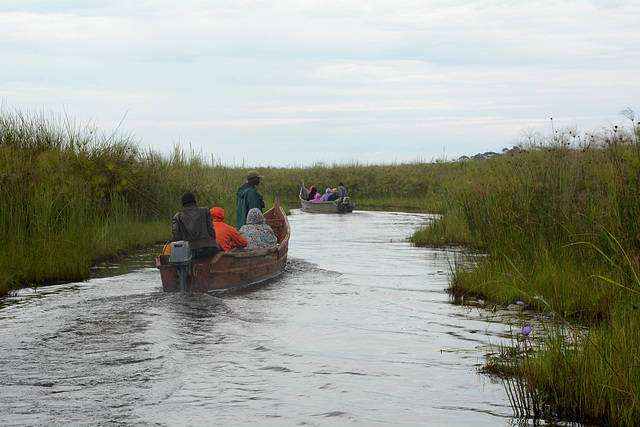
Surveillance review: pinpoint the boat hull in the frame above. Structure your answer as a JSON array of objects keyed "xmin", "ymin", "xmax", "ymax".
[{"xmin": 156, "ymin": 203, "xmax": 289, "ymax": 292}]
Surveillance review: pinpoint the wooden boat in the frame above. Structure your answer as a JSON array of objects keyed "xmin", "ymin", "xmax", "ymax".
[
  {"xmin": 156, "ymin": 201, "xmax": 290, "ymax": 292},
  {"xmin": 299, "ymin": 183, "xmax": 354, "ymax": 213}
]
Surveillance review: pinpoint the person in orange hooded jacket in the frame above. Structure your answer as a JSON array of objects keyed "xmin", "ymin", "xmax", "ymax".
[{"xmin": 210, "ymin": 207, "xmax": 248, "ymax": 252}]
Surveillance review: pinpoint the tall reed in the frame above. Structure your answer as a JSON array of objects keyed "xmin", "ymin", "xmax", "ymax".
[
  {"xmin": 0, "ymin": 110, "xmax": 184, "ymax": 293},
  {"xmin": 416, "ymin": 116, "xmax": 640, "ymax": 424}
]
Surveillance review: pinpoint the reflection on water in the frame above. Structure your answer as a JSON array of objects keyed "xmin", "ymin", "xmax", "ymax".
[{"xmin": 0, "ymin": 210, "xmax": 574, "ymax": 426}]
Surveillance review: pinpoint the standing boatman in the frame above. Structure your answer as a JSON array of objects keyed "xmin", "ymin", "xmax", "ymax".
[
  {"xmin": 236, "ymin": 170, "xmax": 265, "ymax": 229},
  {"xmin": 338, "ymin": 182, "xmax": 348, "ymax": 200}
]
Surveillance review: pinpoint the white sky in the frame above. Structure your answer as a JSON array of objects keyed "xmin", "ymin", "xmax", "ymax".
[{"xmin": 1, "ymin": 0, "xmax": 639, "ymax": 167}]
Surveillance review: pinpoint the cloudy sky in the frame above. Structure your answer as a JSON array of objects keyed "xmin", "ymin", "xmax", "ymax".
[{"xmin": 1, "ymin": 1, "xmax": 639, "ymax": 167}]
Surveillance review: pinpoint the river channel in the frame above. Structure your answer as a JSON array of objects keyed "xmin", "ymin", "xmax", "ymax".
[{"xmin": 0, "ymin": 210, "xmax": 568, "ymax": 426}]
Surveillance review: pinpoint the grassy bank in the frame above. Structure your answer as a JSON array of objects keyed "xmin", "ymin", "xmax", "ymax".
[
  {"xmin": 412, "ymin": 115, "xmax": 640, "ymax": 425},
  {"xmin": 0, "ymin": 110, "xmax": 243, "ymax": 294}
]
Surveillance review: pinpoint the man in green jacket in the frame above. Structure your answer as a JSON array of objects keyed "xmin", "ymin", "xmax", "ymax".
[{"xmin": 236, "ymin": 170, "xmax": 265, "ymax": 229}]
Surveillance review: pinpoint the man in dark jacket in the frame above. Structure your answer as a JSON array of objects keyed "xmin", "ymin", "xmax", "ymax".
[
  {"xmin": 236, "ymin": 170, "xmax": 265, "ymax": 229},
  {"xmin": 172, "ymin": 192, "xmax": 221, "ymax": 258}
]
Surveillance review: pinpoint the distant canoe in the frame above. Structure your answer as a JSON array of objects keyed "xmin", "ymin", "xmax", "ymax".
[
  {"xmin": 156, "ymin": 201, "xmax": 289, "ymax": 292},
  {"xmin": 299, "ymin": 183, "xmax": 354, "ymax": 213}
]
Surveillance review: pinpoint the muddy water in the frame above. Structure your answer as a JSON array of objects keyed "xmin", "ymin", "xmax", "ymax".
[{"xmin": 0, "ymin": 210, "xmax": 532, "ymax": 426}]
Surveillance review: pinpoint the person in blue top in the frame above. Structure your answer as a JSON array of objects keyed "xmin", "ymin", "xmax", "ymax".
[{"xmin": 236, "ymin": 170, "xmax": 265, "ymax": 229}]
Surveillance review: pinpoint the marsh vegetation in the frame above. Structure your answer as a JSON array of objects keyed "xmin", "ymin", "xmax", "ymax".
[
  {"xmin": 412, "ymin": 113, "xmax": 640, "ymax": 425},
  {"xmin": 2, "ymin": 107, "xmax": 639, "ymax": 424}
]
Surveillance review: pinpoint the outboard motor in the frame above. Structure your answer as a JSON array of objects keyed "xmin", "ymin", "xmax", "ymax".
[{"xmin": 169, "ymin": 240, "xmax": 193, "ymax": 292}]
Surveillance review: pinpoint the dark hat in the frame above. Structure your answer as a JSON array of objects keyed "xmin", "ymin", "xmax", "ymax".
[
  {"xmin": 181, "ymin": 192, "xmax": 196, "ymax": 206},
  {"xmin": 246, "ymin": 170, "xmax": 262, "ymax": 179}
]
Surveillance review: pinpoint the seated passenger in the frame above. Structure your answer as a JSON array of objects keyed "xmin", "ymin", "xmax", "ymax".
[
  {"xmin": 307, "ymin": 185, "xmax": 318, "ymax": 201},
  {"xmin": 327, "ymin": 188, "xmax": 339, "ymax": 201},
  {"xmin": 310, "ymin": 192, "xmax": 323, "ymax": 202},
  {"xmin": 172, "ymin": 192, "xmax": 222, "ymax": 258},
  {"xmin": 321, "ymin": 187, "xmax": 332, "ymax": 201},
  {"xmin": 239, "ymin": 208, "xmax": 278, "ymax": 249},
  {"xmin": 210, "ymin": 207, "xmax": 248, "ymax": 252}
]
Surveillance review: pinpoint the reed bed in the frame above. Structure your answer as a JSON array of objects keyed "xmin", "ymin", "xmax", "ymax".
[
  {"xmin": 3, "ymin": 106, "xmax": 640, "ymax": 423},
  {"xmin": 0, "ymin": 109, "xmax": 240, "ymax": 294},
  {"xmin": 415, "ymin": 115, "xmax": 640, "ymax": 425}
]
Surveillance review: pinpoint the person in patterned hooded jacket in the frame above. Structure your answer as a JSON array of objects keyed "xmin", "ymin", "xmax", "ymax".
[{"xmin": 238, "ymin": 208, "xmax": 277, "ymax": 250}]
